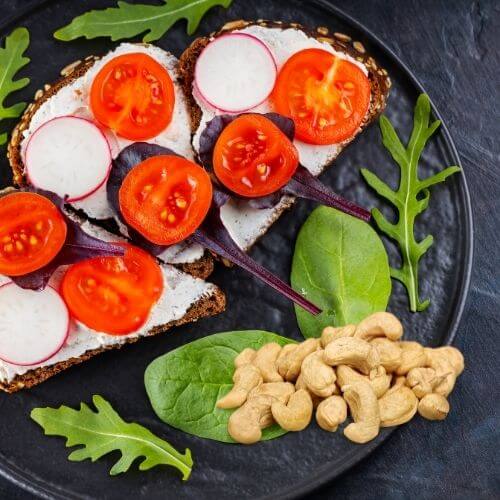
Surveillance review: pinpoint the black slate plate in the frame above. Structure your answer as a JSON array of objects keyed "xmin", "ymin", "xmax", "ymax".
[{"xmin": 0, "ymin": 0, "xmax": 473, "ymax": 498}]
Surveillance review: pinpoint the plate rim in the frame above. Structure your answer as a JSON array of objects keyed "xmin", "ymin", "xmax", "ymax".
[{"xmin": 0, "ymin": 0, "xmax": 473, "ymax": 499}]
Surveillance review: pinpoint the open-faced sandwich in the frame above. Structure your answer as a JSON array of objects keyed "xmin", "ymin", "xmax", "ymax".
[{"xmin": 179, "ymin": 20, "xmax": 391, "ymax": 250}]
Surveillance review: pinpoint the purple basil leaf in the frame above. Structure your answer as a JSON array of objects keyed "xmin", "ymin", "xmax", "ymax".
[
  {"xmin": 283, "ymin": 166, "xmax": 371, "ymax": 222},
  {"xmin": 198, "ymin": 112, "xmax": 295, "ymax": 171},
  {"xmin": 107, "ymin": 142, "xmax": 179, "ymax": 256},
  {"xmin": 11, "ymin": 191, "xmax": 125, "ymax": 291},
  {"xmin": 191, "ymin": 204, "xmax": 321, "ymax": 316}
]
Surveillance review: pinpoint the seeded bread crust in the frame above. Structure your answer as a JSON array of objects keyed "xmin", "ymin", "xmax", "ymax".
[
  {"xmin": 6, "ymin": 52, "xmax": 214, "ymax": 279},
  {"xmin": 0, "ymin": 286, "xmax": 226, "ymax": 393},
  {"xmin": 178, "ymin": 20, "xmax": 391, "ymax": 251}
]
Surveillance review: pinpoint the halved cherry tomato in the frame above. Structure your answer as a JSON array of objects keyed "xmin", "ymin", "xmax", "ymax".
[
  {"xmin": 90, "ymin": 53, "xmax": 175, "ymax": 141},
  {"xmin": 213, "ymin": 114, "xmax": 299, "ymax": 197},
  {"xmin": 272, "ymin": 49, "xmax": 371, "ymax": 145},
  {"xmin": 61, "ymin": 244, "xmax": 163, "ymax": 335},
  {"xmin": 0, "ymin": 192, "xmax": 67, "ymax": 276},
  {"xmin": 119, "ymin": 155, "xmax": 213, "ymax": 246}
]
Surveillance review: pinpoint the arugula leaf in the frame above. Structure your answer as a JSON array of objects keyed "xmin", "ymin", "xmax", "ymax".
[
  {"xmin": 0, "ymin": 27, "xmax": 30, "ymax": 145},
  {"xmin": 361, "ymin": 94, "xmax": 461, "ymax": 312},
  {"xmin": 31, "ymin": 395, "xmax": 193, "ymax": 480},
  {"xmin": 291, "ymin": 207, "xmax": 391, "ymax": 338},
  {"xmin": 54, "ymin": 0, "xmax": 233, "ymax": 42},
  {"xmin": 145, "ymin": 331, "xmax": 295, "ymax": 442}
]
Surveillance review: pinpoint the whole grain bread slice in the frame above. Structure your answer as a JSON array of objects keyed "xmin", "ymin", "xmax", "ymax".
[
  {"xmin": 0, "ymin": 287, "xmax": 225, "ymax": 393},
  {"xmin": 178, "ymin": 19, "xmax": 391, "ymax": 250},
  {"xmin": 6, "ymin": 52, "xmax": 214, "ymax": 280}
]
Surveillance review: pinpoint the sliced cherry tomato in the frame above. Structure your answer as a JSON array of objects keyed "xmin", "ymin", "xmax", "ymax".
[
  {"xmin": 90, "ymin": 53, "xmax": 175, "ymax": 141},
  {"xmin": 272, "ymin": 48, "xmax": 371, "ymax": 145},
  {"xmin": 61, "ymin": 244, "xmax": 163, "ymax": 335},
  {"xmin": 213, "ymin": 114, "xmax": 299, "ymax": 197},
  {"xmin": 119, "ymin": 155, "xmax": 213, "ymax": 246},
  {"xmin": 0, "ymin": 192, "xmax": 67, "ymax": 276}
]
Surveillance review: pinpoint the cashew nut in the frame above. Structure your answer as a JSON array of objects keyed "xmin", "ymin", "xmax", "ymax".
[
  {"xmin": 354, "ymin": 312, "xmax": 403, "ymax": 342},
  {"xmin": 406, "ymin": 367, "xmax": 446, "ymax": 399},
  {"xmin": 324, "ymin": 337, "xmax": 380, "ymax": 375},
  {"xmin": 342, "ymin": 380, "xmax": 380, "ymax": 444},
  {"xmin": 316, "ymin": 395, "xmax": 347, "ymax": 432},
  {"xmin": 271, "ymin": 389, "xmax": 313, "ymax": 431},
  {"xmin": 227, "ymin": 402, "xmax": 262, "ymax": 444},
  {"xmin": 321, "ymin": 324, "xmax": 356, "ymax": 347},
  {"xmin": 336, "ymin": 365, "xmax": 391, "ymax": 398},
  {"xmin": 378, "ymin": 385, "xmax": 418, "ymax": 427},
  {"xmin": 395, "ymin": 341, "xmax": 427, "ymax": 375},
  {"xmin": 295, "ymin": 374, "xmax": 324, "ymax": 407},
  {"xmin": 228, "ymin": 394, "xmax": 274, "ymax": 444},
  {"xmin": 234, "ymin": 348, "xmax": 256, "ymax": 368},
  {"xmin": 249, "ymin": 382, "xmax": 295, "ymax": 403},
  {"xmin": 370, "ymin": 338, "xmax": 402, "ymax": 373},
  {"xmin": 301, "ymin": 350, "xmax": 337, "ymax": 397},
  {"xmin": 423, "ymin": 349, "xmax": 457, "ymax": 397},
  {"xmin": 426, "ymin": 346, "xmax": 464, "ymax": 376},
  {"xmin": 418, "ymin": 393, "xmax": 450, "ymax": 421},
  {"xmin": 216, "ymin": 364, "xmax": 262, "ymax": 409},
  {"xmin": 253, "ymin": 342, "xmax": 283, "ymax": 382},
  {"xmin": 277, "ymin": 338, "xmax": 319, "ymax": 381}
]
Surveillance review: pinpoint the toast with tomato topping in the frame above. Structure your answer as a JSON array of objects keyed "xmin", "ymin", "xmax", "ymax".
[
  {"xmin": 178, "ymin": 19, "xmax": 391, "ymax": 251},
  {"xmin": 0, "ymin": 214, "xmax": 225, "ymax": 393},
  {"xmin": 7, "ymin": 45, "xmax": 214, "ymax": 280}
]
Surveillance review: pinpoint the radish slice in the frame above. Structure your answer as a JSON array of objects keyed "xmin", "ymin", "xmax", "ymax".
[
  {"xmin": 195, "ymin": 33, "xmax": 277, "ymax": 113},
  {"xmin": 0, "ymin": 283, "xmax": 69, "ymax": 366},
  {"xmin": 25, "ymin": 116, "xmax": 111, "ymax": 202}
]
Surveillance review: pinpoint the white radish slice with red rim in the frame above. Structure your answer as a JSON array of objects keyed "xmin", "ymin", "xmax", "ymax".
[
  {"xmin": 25, "ymin": 116, "xmax": 111, "ymax": 202},
  {"xmin": 195, "ymin": 33, "xmax": 277, "ymax": 113},
  {"xmin": 0, "ymin": 283, "xmax": 69, "ymax": 366}
]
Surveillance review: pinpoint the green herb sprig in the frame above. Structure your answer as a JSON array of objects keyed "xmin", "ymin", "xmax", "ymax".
[
  {"xmin": 54, "ymin": 0, "xmax": 233, "ymax": 42},
  {"xmin": 361, "ymin": 94, "xmax": 461, "ymax": 312},
  {"xmin": 0, "ymin": 27, "xmax": 30, "ymax": 145},
  {"xmin": 31, "ymin": 395, "xmax": 193, "ymax": 480}
]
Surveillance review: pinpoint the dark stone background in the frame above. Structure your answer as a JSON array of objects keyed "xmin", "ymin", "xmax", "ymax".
[{"xmin": 0, "ymin": 0, "xmax": 498, "ymax": 498}]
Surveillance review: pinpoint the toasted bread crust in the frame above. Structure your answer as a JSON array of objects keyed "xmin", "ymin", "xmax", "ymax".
[
  {"xmin": 178, "ymin": 19, "xmax": 391, "ymax": 135},
  {"xmin": 6, "ymin": 53, "xmax": 215, "ymax": 279},
  {"xmin": 0, "ymin": 287, "xmax": 226, "ymax": 393}
]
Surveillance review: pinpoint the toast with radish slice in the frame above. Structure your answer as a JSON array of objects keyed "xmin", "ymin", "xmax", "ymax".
[
  {"xmin": 7, "ymin": 44, "xmax": 214, "ymax": 280},
  {"xmin": 179, "ymin": 19, "xmax": 391, "ymax": 251},
  {"xmin": 0, "ymin": 215, "xmax": 225, "ymax": 393}
]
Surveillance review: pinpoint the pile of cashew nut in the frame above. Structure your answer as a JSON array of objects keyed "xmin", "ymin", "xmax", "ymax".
[{"xmin": 216, "ymin": 312, "xmax": 464, "ymax": 445}]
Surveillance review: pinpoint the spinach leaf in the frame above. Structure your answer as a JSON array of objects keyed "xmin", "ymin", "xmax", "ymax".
[
  {"xmin": 54, "ymin": 0, "xmax": 233, "ymax": 42},
  {"xmin": 31, "ymin": 395, "xmax": 193, "ymax": 480},
  {"xmin": 361, "ymin": 94, "xmax": 460, "ymax": 312},
  {"xmin": 144, "ymin": 331, "xmax": 295, "ymax": 443},
  {"xmin": 291, "ymin": 206, "xmax": 391, "ymax": 338}
]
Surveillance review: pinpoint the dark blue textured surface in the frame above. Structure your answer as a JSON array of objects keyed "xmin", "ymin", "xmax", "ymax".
[{"xmin": 0, "ymin": 0, "xmax": 498, "ymax": 498}]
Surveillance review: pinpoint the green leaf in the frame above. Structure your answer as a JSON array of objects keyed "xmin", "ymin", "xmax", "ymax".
[
  {"xmin": 361, "ymin": 94, "xmax": 461, "ymax": 312},
  {"xmin": 0, "ymin": 27, "xmax": 30, "ymax": 144},
  {"xmin": 31, "ymin": 395, "xmax": 193, "ymax": 480},
  {"xmin": 54, "ymin": 0, "xmax": 233, "ymax": 42},
  {"xmin": 290, "ymin": 206, "xmax": 392, "ymax": 338},
  {"xmin": 144, "ymin": 331, "xmax": 296, "ymax": 442}
]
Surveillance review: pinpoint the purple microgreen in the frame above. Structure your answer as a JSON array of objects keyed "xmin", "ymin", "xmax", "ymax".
[
  {"xmin": 107, "ymin": 142, "xmax": 179, "ymax": 256},
  {"xmin": 197, "ymin": 113, "xmax": 371, "ymax": 220},
  {"xmin": 11, "ymin": 190, "xmax": 125, "ymax": 290},
  {"xmin": 190, "ymin": 203, "xmax": 321, "ymax": 316},
  {"xmin": 283, "ymin": 166, "xmax": 371, "ymax": 222}
]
